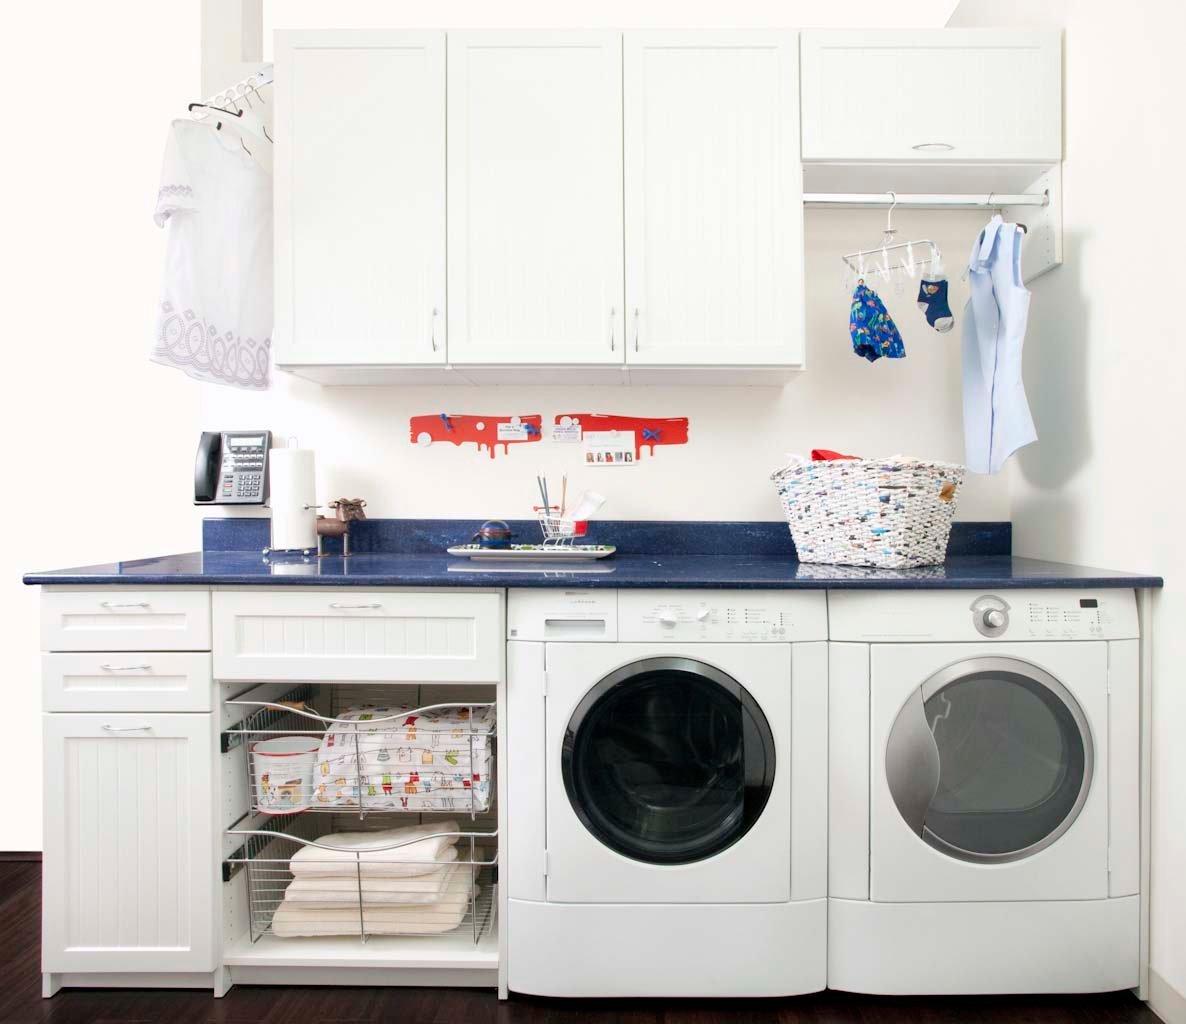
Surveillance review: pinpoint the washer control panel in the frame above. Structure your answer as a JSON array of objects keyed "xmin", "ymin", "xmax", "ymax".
[
  {"xmin": 1021, "ymin": 594, "xmax": 1116, "ymax": 639},
  {"xmin": 618, "ymin": 590, "xmax": 827, "ymax": 643}
]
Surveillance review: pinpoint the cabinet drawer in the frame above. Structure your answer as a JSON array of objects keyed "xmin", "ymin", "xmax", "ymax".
[
  {"xmin": 213, "ymin": 590, "xmax": 503, "ymax": 682},
  {"xmin": 43, "ymin": 653, "xmax": 213, "ymax": 713},
  {"xmin": 41, "ymin": 588, "xmax": 211, "ymax": 652},
  {"xmin": 801, "ymin": 30, "xmax": 1062, "ymax": 163}
]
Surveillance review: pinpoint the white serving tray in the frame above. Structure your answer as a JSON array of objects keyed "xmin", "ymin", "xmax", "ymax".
[{"xmin": 446, "ymin": 544, "xmax": 615, "ymax": 562}]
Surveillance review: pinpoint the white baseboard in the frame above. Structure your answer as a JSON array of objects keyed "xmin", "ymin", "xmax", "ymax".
[{"xmin": 1150, "ymin": 969, "xmax": 1186, "ymax": 1024}]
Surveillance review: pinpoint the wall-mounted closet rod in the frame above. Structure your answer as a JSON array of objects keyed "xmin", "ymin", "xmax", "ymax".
[{"xmin": 804, "ymin": 192, "xmax": 1048, "ymax": 209}]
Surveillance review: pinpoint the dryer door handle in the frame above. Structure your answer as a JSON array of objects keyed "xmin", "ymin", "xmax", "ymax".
[{"xmin": 885, "ymin": 687, "xmax": 942, "ymax": 838}]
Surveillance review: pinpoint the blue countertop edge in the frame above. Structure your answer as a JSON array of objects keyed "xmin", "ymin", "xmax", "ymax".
[{"xmin": 22, "ymin": 551, "xmax": 1164, "ymax": 590}]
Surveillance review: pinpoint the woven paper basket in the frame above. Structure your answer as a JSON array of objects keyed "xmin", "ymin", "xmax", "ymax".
[{"xmin": 770, "ymin": 456, "xmax": 967, "ymax": 568}]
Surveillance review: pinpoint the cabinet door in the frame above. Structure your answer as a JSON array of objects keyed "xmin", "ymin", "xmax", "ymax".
[
  {"xmin": 275, "ymin": 31, "xmax": 446, "ymax": 366},
  {"xmin": 624, "ymin": 32, "xmax": 803, "ymax": 367},
  {"xmin": 42, "ymin": 714, "xmax": 215, "ymax": 973},
  {"xmin": 448, "ymin": 32, "xmax": 624, "ymax": 366},
  {"xmin": 801, "ymin": 30, "xmax": 1062, "ymax": 162}
]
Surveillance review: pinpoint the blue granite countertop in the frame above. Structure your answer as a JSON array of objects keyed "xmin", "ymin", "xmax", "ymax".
[
  {"xmin": 23, "ymin": 550, "xmax": 1162, "ymax": 590},
  {"xmin": 22, "ymin": 519, "xmax": 1162, "ymax": 590}
]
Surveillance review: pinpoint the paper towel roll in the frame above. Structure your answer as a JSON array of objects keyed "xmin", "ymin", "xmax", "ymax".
[{"xmin": 270, "ymin": 448, "xmax": 317, "ymax": 551}]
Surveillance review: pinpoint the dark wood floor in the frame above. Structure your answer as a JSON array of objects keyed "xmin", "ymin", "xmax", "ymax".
[{"xmin": 0, "ymin": 861, "xmax": 1162, "ymax": 1024}]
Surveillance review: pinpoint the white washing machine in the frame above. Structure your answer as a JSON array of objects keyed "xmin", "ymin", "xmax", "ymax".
[
  {"xmin": 828, "ymin": 589, "xmax": 1141, "ymax": 994},
  {"xmin": 505, "ymin": 589, "xmax": 829, "ymax": 997}
]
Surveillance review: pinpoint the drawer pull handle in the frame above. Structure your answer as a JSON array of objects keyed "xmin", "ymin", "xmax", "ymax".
[
  {"xmin": 329, "ymin": 602, "xmax": 382, "ymax": 610},
  {"xmin": 99, "ymin": 664, "xmax": 152, "ymax": 672},
  {"xmin": 911, "ymin": 142, "xmax": 955, "ymax": 152},
  {"xmin": 101, "ymin": 724, "xmax": 153, "ymax": 733},
  {"xmin": 99, "ymin": 601, "xmax": 149, "ymax": 609}
]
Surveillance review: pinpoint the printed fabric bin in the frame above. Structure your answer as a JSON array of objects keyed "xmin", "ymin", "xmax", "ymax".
[{"xmin": 770, "ymin": 456, "xmax": 966, "ymax": 568}]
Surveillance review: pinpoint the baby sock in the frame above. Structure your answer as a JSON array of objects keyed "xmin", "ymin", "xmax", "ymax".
[{"xmin": 917, "ymin": 252, "xmax": 954, "ymax": 333}]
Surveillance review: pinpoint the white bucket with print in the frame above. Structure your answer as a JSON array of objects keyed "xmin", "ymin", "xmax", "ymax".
[{"xmin": 252, "ymin": 736, "xmax": 320, "ymax": 813}]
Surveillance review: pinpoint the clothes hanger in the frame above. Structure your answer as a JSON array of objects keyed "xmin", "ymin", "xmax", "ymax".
[{"xmin": 842, "ymin": 192, "xmax": 941, "ymax": 286}]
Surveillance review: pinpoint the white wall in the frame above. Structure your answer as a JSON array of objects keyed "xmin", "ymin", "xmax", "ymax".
[
  {"xmin": 0, "ymin": 4, "xmax": 202, "ymax": 851},
  {"xmin": 948, "ymin": 0, "xmax": 1184, "ymax": 1012}
]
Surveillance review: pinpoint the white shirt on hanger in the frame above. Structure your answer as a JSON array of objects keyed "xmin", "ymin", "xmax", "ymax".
[{"xmin": 151, "ymin": 118, "xmax": 272, "ymax": 389}]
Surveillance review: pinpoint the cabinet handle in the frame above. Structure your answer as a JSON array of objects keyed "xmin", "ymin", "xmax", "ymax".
[
  {"xmin": 633, "ymin": 308, "xmax": 640, "ymax": 352},
  {"xmin": 99, "ymin": 663, "xmax": 152, "ymax": 672},
  {"xmin": 329, "ymin": 602, "xmax": 382, "ymax": 610},
  {"xmin": 609, "ymin": 307, "xmax": 616, "ymax": 352},
  {"xmin": 911, "ymin": 142, "xmax": 954, "ymax": 152},
  {"xmin": 430, "ymin": 307, "xmax": 439, "ymax": 352},
  {"xmin": 99, "ymin": 601, "xmax": 149, "ymax": 609},
  {"xmin": 101, "ymin": 724, "xmax": 153, "ymax": 733}
]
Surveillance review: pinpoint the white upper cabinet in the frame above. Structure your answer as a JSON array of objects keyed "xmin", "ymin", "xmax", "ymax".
[
  {"xmin": 274, "ymin": 31, "xmax": 446, "ymax": 367},
  {"xmin": 624, "ymin": 32, "xmax": 804, "ymax": 369},
  {"xmin": 801, "ymin": 30, "xmax": 1062, "ymax": 163},
  {"xmin": 447, "ymin": 32, "xmax": 625, "ymax": 366}
]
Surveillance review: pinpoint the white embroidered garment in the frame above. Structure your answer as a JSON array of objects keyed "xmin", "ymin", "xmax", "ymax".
[{"xmin": 151, "ymin": 119, "xmax": 272, "ymax": 389}]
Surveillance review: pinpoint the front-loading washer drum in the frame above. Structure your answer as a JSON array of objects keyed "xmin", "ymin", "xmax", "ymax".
[
  {"xmin": 886, "ymin": 655, "xmax": 1094, "ymax": 865},
  {"xmin": 561, "ymin": 656, "xmax": 776, "ymax": 865}
]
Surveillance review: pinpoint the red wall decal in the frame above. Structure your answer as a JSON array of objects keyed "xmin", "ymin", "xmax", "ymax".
[
  {"xmin": 555, "ymin": 414, "xmax": 690, "ymax": 459},
  {"xmin": 410, "ymin": 414, "xmax": 543, "ymax": 460}
]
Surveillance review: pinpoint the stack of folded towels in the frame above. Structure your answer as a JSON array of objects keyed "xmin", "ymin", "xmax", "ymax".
[{"xmin": 271, "ymin": 820, "xmax": 475, "ymax": 938}]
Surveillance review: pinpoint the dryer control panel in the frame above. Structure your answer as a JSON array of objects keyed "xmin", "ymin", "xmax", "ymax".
[{"xmin": 618, "ymin": 590, "xmax": 827, "ymax": 643}]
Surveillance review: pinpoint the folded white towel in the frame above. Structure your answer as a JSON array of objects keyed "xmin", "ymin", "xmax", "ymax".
[
  {"xmin": 289, "ymin": 820, "xmax": 461, "ymax": 880},
  {"xmin": 271, "ymin": 867, "xmax": 475, "ymax": 937},
  {"xmin": 283, "ymin": 862, "xmax": 462, "ymax": 906}
]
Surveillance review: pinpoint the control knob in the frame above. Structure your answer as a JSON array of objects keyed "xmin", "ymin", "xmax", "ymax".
[
  {"xmin": 981, "ymin": 608, "xmax": 1007, "ymax": 630},
  {"xmin": 657, "ymin": 606, "xmax": 678, "ymax": 628},
  {"xmin": 696, "ymin": 606, "xmax": 711, "ymax": 623}
]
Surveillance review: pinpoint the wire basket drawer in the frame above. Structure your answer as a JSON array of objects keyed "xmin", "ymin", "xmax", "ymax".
[
  {"xmin": 226, "ymin": 815, "xmax": 496, "ymax": 944},
  {"xmin": 225, "ymin": 688, "xmax": 495, "ymax": 819}
]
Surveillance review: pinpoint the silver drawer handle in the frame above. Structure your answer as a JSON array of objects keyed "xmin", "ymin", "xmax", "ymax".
[
  {"xmin": 911, "ymin": 142, "xmax": 954, "ymax": 152},
  {"xmin": 633, "ymin": 308, "xmax": 640, "ymax": 352},
  {"xmin": 430, "ymin": 307, "xmax": 439, "ymax": 352},
  {"xmin": 329, "ymin": 602, "xmax": 382, "ymax": 610},
  {"xmin": 101, "ymin": 724, "xmax": 153, "ymax": 733},
  {"xmin": 99, "ymin": 664, "xmax": 152, "ymax": 672},
  {"xmin": 99, "ymin": 601, "xmax": 149, "ymax": 609}
]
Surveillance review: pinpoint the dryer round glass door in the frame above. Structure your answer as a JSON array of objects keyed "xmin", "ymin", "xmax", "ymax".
[
  {"xmin": 885, "ymin": 656, "xmax": 1094, "ymax": 864},
  {"xmin": 561, "ymin": 656, "xmax": 776, "ymax": 865}
]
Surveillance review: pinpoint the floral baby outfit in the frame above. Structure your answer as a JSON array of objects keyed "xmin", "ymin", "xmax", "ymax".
[{"xmin": 849, "ymin": 280, "xmax": 905, "ymax": 362}]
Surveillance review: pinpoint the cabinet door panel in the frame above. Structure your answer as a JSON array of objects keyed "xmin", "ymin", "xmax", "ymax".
[
  {"xmin": 625, "ymin": 32, "xmax": 803, "ymax": 367},
  {"xmin": 801, "ymin": 30, "xmax": 1061, "ymax": 162},
  {"xmin": 275, "ymin": 31, "xmax": 445, "ymax": 366},
  {"xmin": 42, "ymin": 714, "xmax": 215, "ymax": 973},
  {"xmin": 448, "ymin": 32, "xmax": 624, "ymax": 366}
]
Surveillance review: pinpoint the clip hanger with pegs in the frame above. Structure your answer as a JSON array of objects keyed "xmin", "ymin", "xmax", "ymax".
[{"xmin": 842, "ymin": 191, "xmax": 941, "ymax": 287}]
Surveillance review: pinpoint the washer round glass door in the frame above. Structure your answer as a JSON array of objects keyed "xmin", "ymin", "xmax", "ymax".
[
  {"xmin": 561, "ymin": 656, "xmax": 776, "ymax": 865},
  {"xmin": 886, "ymin": 656, "xmax": 1094, "ymax": 864}
]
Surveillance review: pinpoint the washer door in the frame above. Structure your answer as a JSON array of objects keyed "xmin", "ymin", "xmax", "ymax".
[
  {"xmin": 886, "ymin": 656, "xmax": 1094, "ymax": 864},
  {"xmin": 561, "ymin": 656, "xmax": 776, "ymax": 865}
]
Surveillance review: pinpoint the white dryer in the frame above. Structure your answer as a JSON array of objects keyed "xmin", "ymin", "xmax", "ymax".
[
  {"xmin": 828, "ymin": 589, "xmax": 1142, "ymax": 994},
  {"xmin": 506, "ymin": 589, "xmax": 829, "ymax": 998}
]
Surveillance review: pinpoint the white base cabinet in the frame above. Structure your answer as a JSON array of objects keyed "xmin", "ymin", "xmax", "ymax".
[{"xmin": 41, "ymin": 713, "xmax": 217, "ymax": 976}]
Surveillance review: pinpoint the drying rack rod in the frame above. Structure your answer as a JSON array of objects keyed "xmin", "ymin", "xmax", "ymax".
[{"xmin": 804, "ymin": 192, "xmax": 1049, "ymax": 209}]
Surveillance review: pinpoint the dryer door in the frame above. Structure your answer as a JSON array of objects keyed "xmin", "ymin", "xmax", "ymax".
[
  {"xmin": 886, "ymin": 656, "xmax": 1093, "ymax": 865},
  {"xmin": 562, "ymin": 656, "xmax": 776, "ymax": 865}
]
